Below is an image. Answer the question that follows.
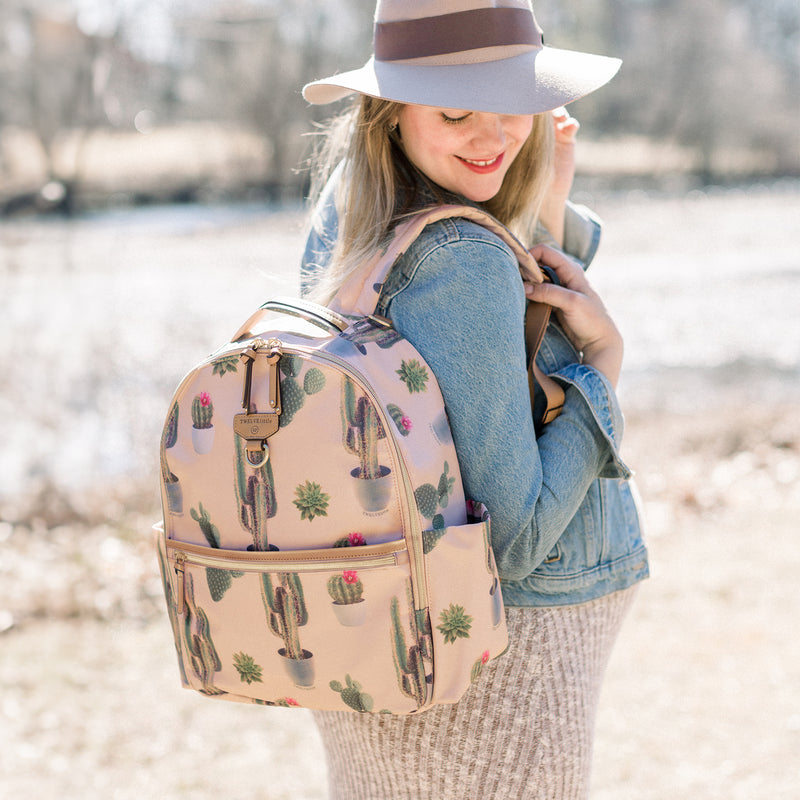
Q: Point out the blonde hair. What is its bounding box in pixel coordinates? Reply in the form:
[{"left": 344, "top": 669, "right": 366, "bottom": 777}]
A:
[{"left": 306, "top": 96, "right": 554, "bottom": 304}]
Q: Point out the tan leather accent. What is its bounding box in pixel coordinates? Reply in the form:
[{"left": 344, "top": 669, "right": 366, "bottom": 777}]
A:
[{"left": 525, "top": 295, "right": 565, "bottom": 429}]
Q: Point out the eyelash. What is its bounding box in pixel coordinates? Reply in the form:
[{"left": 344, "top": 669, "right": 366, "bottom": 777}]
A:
[{"left": 442, "top": 113, "right": 471, "bottom": 125}]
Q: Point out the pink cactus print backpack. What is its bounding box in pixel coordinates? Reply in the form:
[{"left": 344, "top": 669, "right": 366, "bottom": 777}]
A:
[{"left": 154, "top": 205, "right": 556, "bottom": 714}]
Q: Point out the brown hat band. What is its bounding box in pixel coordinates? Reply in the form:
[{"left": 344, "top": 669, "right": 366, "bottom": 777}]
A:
[{"left": 374, "top": 7, "right": 543, "bottom": 62}]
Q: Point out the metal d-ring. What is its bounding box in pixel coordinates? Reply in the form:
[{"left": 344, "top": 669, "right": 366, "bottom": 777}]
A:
[{"left": 245, "top": 441, "right": 269, "bottom": 468}]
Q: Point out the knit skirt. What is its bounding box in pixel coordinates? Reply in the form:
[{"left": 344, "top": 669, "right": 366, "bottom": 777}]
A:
[{"left": 313, "top": 587, "right": 635, "bottom": 800}]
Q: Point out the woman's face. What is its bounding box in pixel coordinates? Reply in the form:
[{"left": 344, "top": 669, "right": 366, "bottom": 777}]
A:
[{"left": 396, "top": 105, "right": 534, "bottom": 203}]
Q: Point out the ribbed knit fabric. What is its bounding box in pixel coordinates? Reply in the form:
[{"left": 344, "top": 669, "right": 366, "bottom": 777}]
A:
[{"left": 313, "top": 588, "right": 635, "bottom": 800}]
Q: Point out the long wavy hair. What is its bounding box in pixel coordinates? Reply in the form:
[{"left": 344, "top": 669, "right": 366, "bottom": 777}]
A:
[{"left": 306, "top": 95, "right": 554, "bottom": 304}]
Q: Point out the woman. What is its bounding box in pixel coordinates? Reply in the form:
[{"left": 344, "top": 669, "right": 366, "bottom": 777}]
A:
[{"left": 300, "top": 2, "right": 648, "bottom": 798}]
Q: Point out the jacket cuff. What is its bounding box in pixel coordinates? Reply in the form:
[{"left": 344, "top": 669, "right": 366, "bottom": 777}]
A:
[
  {"left": 563, "top": 202, "right": 603, "bottom": 269},
  {"left": 552, "top": 363, "right": 630, "bottom": 479}
]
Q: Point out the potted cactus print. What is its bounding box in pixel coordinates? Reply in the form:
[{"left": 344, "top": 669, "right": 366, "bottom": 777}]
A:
[
  {"left": 191, "top": 392, "right": 215, "bottom": 454},
  {"left": 329, "top": 675, "right": 374, "bottom": 712},
  {"left": 262, "top": 571, "right": 314, "bottom": 688},
  {"left": 489, "top": 575, "right": 503, "bottom": 627},
  {"left": 163, "top": 468, "right": 183, "bottom": 515},
  {"left": 342, "top": 379, "right": 392, "bottom": 513},
  {"left": 430, "top": 409, "right": 453, "bottom": 444},
  {"left": 162, "top": 402, "right": 182, "bottom": 514},
  {"left": 327, "top": 570, "right": 367, "bottom": 626}
]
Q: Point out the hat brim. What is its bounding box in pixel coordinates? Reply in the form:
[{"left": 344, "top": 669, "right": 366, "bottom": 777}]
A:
[{"left": 303, "top": 48, "right": 621, "bottom": 115}]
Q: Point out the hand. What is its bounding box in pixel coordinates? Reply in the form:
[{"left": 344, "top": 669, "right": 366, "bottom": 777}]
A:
[
  {"left": 524, "top": 244, "right": 623, "bottom": 388},
  {"left": 538, "top": 107, "right": 580, "bottom": 247},
  {"left": 551, "top": 106, "right": 579, "bottom": 200}
]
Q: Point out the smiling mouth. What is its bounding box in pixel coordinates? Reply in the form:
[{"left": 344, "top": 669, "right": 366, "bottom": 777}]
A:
[{"left": 456, "top": 153, "right": 504, "bottom": 173}]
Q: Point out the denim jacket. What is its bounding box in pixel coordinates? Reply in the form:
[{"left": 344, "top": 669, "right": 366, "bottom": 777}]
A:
[{"left": 301, "top": 179, "right": 648, "bottom": 608}]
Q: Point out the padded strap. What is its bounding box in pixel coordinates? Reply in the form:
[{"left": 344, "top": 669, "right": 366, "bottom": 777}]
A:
[
  {"left": 329, "top": 205, "right": 543, "bottom": 317},
  {"left": 330, "top": 204, "right": 563, "bottom": 429}
]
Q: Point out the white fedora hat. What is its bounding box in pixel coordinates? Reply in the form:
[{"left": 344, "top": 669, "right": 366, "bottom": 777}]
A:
[{"left": 303, "top": 0, "right": 621, "bottom": 115}]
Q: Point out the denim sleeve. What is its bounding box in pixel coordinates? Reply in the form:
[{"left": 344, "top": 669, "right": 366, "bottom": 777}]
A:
[
  {"left": 300, "top": 164, "right": 342, "bottom": 297},
  {"left": 387, "top": 237, "right": 627, "bottom": 582}
]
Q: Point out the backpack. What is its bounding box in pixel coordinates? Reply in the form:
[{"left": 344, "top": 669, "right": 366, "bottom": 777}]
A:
[{"left": 154, "top": 205, "right": 559, "bottom": 713}]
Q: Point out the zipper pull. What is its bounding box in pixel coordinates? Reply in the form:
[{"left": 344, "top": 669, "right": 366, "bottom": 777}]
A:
[
  {"left": 234, "top": 339, "right": 283, "bottom": 467},
  {"left": 174, "top": 552, "right": 186, "bottom": 615}
]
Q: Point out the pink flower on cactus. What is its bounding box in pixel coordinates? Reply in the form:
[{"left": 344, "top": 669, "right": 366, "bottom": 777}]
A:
[
  {"left": 199, "top": 392, "right": 211, "bottom": 407},
  {"left": 400, "top": 416, "right": 413, "bottom": 431},
  {"left": 348, "top": 532, "right": 366, "bottom": 546},
  {"left": 342, "top": 570, "right": 359, "bottom": 585},
  {"left": 285, "top": 697, "right": 299, "bottom": 706},
  {"left": 481, "top": 650, "right": 490, "bottom": 665}
]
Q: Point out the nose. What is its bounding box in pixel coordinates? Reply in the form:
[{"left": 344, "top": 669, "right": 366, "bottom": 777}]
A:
[{"left": 472, "top": 113, "right": 506, "bottom": 151}]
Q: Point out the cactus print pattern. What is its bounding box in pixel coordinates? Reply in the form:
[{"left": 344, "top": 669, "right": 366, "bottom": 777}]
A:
[
  {"left": 437, "top": 603, "right": 473, "bottom": 644},
  {"left": 330, "top": 675, "right": 374, "bottom": 712},
  {"left": 233, "top": 651, "right": 264, "bottom": 684},
  {"left": 396, "top": 359, "right": 429, "bottom": 393},
  {"left": 293, "top": 480, "right": 330, "bottom": 521}
]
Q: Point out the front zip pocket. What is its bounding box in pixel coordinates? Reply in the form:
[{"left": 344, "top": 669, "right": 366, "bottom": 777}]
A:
[{"left": 157, "top": 529, "right": 427, "bottom": 712}]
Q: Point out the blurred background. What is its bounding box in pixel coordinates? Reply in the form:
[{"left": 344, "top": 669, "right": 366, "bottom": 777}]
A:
[{"left": 1, "top": 1, "right": 799, "bottom": 798}]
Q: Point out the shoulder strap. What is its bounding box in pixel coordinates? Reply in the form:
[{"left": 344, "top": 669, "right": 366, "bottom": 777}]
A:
[
  {"left": 328, "top": 204, "right": 543, "bottom": 317},
  {"left": 330, "top": 204, "right": 564, "bottom": 429}
]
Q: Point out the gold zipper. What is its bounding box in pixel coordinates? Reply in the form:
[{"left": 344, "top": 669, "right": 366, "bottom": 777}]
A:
[{"left": 168, "top": 538, "right": 406, "bottom": 576}]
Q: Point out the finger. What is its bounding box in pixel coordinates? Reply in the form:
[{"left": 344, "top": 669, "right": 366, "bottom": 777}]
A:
[
  {"left": 528, "top": 244, "right": 584, "bottom": 280},
  {"left": 524, "top": 280, "right": 580, "bottom": 312}
]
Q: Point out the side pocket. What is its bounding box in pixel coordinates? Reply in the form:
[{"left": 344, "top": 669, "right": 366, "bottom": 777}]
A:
[{"left": 423, "top": 502, "right": 509, "bottom": 706}]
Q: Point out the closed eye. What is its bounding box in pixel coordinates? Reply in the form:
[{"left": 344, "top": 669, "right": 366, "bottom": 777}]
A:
[{"left": 442, "top": 112, "right": 471, "bottom": 125}]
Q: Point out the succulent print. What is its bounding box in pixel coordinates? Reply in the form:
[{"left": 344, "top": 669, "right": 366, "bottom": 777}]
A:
[
  {"left": 293, "top": 480, "right": 330, "bottom": 521},
  {"left": 233, "top": 651, "right": 264, "bottom": 685},
  {"left": 437, "top": 603, "right": 473, "bottom": 644},
  {"left": 330, "top": 675, "right": 374, "bottom": 712},
  {"left": 211, "top": 355, "right": 239, "bottom": 376},
  {"left": 396, "top": 359, "right": 429, "bottom": 393}
]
